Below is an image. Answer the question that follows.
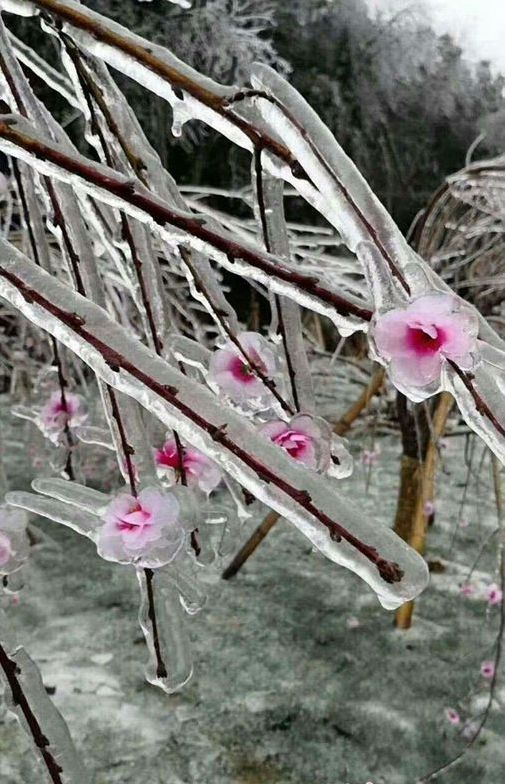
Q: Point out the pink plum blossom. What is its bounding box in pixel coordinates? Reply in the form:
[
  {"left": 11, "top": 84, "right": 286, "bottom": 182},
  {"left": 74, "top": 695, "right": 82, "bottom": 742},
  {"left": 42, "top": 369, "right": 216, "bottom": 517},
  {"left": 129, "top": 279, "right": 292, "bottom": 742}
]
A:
[
  {"left": 155, "top": 436, "right": 221, "bottom": 494},
  {"left": 40, "top": 391, "right": 88, "bottom": 439},
  {"left": 445, "top": 708, "right": 460, "bottom": 726},
  {"left": 97, "top": 487, "right": 186, "bottom": 568},
  {"left": 207, "top": 331, "right": 277, "bottom": 404},
  {"left": 372, "top": 294, "right": 478, "bottom": 393},
  {"left": 480, "top": 660, "right": 495, "bottom": 680},
  {"left": 485, "top": 583, "right": 503, "bottom": 606},
  {"left": 259, "top": 413, "right": 331, "bottom": 471},
  {"left": 459, "top": 583, "right": 475, "bottom": 598}
]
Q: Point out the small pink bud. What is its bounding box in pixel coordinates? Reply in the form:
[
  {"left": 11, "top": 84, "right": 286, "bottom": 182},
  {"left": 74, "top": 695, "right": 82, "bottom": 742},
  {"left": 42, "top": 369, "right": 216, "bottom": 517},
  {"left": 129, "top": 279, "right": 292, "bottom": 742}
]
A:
[
  {"left": 459, "top": 583, "right": 474, "bottom": 598},
  {"left": 480, "top": 660, "right": 495, "bottom": 680},
  {"left": 485, "top": 583, "right": 503, "bottom": 606},
  {"left": 40, "top": 390, "right": 88, "bottom": 438},
  {"left": 445, "top": 708, "right": 460, "bottom": 726}
]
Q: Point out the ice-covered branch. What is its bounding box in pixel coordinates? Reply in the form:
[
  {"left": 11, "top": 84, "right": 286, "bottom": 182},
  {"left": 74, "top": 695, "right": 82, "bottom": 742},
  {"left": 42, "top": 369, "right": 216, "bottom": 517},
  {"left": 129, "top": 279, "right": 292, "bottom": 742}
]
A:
[
  {"left": 0, "top": 238, "right": 430, "bottom": 609},
  {"left": 0, "top": 113, "right": 372, "bottom": 330},
  {"left": 0, "top": 611, "right": 90, "bottom": 784}
]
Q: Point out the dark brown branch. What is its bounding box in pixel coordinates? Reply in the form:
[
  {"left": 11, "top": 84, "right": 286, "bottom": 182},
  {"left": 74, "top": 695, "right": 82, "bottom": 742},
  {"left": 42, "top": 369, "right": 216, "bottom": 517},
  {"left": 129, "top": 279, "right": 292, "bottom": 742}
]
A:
[
  {"left": 10, "top": 159, "right": 75, "bottom": 478},
  {"left": 0, "top": 643, "right": 64, "bottom": 784},
  {"left": 143, "top": 569, "right": 168, "bottom": 680}
]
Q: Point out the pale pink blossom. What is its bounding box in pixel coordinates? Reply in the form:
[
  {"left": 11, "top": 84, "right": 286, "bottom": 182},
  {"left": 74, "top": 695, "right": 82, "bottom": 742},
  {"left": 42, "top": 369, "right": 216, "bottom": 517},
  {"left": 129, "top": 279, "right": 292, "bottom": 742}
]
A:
[
  {"left": 259, "top": 413, "right": 331, "bottom": 471},
  {"left": 155, "top": 436, "right": 221, "bottom": 494},
  {"left": 372, "top": 294, "right": 478, "bottom": 392},
  {"left": 207, "top": 331, "right": 277, "bottom": 404},
  {"left": 485, "top": 583, "right": 503, "bottom": 606},
  {"left": 40, "top": 391, "right": 88, "bottom": 438},
  {"left": 445, "top": 708, "right": 460, "bottom": 726},
  {"left": 459, "top": 583, "right": 475, "bottom": 598},
  {"left": 0, "top": 531, "right": 12, "bottom": 567},
  {"left": 346, "top": 616, "right": 360, "bottom": 629},
  {"left": 97, "top": 487, "right": 185, "bottom": 567},
  {"left": 480, "top": 660, "right": 495, "bottom": 680}
]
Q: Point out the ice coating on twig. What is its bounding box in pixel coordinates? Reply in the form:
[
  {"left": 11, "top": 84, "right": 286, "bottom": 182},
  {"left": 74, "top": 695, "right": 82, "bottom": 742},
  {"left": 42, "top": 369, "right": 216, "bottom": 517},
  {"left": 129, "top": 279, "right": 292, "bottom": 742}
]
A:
[
  {"left": 248, "top": 63, "right": 419, "bottom": 277},
  {"left": 251, "top": 162, "right": 315, "bottom": 413},
  {"left": 0, "top": 609, "right": 91, "bottom": 784},
  {"left": 137, "top": 568, "right": 193, "bottom": 692}
]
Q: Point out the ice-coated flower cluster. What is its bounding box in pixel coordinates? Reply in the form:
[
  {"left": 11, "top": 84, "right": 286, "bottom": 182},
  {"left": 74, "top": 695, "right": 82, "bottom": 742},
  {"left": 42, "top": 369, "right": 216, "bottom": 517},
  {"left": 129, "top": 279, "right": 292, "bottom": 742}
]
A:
[
  {"left": 155, "top": 435, "right": 221, "bottom": 495},
  {"left": 206, "top": 332, "right": 338, "bottom": 475},
  {"left": 97, "top": 487, "right": 188, "bottom": 568},
  {"left": 371, "top": 293, "right": 479, "bottom": 398}
]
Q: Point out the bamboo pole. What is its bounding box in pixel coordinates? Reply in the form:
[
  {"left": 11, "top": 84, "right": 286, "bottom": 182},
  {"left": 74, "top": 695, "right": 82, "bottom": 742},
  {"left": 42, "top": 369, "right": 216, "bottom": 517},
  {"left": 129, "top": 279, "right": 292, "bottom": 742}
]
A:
[
  {"left": 222, "top": 368, "right": 385, "bottom": 580},
  {"left": 394, "top": 392, "right": 454, "bottom": 628}
]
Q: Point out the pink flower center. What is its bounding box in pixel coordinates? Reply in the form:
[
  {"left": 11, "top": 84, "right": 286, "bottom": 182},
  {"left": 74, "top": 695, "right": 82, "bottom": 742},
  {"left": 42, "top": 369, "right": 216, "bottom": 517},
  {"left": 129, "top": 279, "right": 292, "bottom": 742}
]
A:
[
  {"left": 229, "top": 355, "right": 257, "bottom": 383},
  {"left": 156, "top": 445, "right": 182, "bottom": 470},
  {"left": 117, "top": 502, "right": 151, "bottom": 532},
  {"left": 274, "top": 430, "right": 310, "bottom": 459},
  {"left": 52, "top": 398, "right": 69, "bottom": 415},
  {"left": 406, "top": 325, "right": 446, "bottom": 356}
]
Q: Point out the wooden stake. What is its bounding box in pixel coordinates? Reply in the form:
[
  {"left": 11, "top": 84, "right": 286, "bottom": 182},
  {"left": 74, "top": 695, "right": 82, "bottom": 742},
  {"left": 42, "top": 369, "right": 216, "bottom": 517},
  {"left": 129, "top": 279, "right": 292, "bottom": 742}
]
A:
[{"left": 395, "top": 392, "right": 454, "bottom": 629}]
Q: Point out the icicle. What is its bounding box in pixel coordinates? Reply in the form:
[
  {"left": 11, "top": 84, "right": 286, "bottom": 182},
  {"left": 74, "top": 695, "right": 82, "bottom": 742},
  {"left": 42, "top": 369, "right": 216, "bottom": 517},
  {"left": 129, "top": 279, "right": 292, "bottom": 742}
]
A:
[{"left": 136, "top": 568, "right": 193, "bottom": 693}]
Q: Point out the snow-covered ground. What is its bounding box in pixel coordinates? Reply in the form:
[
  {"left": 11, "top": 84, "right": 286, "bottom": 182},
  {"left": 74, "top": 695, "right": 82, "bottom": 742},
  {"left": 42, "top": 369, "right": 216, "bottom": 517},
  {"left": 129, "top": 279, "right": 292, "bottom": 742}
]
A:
[{"left": 0, "top": 393, "right": 503, "bottom": 783}]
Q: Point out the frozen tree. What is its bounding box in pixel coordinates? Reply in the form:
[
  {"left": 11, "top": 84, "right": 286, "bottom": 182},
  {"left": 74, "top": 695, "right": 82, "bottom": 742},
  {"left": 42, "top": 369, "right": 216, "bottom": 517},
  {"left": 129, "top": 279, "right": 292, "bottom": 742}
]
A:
[{"left": 0, "top": 1, "right": 503, "bottom": 781}]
